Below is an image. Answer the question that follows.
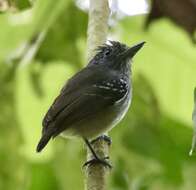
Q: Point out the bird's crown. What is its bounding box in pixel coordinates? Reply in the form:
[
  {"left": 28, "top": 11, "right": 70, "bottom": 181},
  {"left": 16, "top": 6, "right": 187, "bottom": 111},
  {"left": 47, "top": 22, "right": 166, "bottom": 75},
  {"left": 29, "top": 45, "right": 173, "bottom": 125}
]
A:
[
  {"left": 97, "top": 41, "right": 128, "bottom": 56},
  {"left": 88, "top": 40, "right": 145, "bottom": 68},
  {"left": 89, "top": 41, "right": 128, "bottom": 65}
]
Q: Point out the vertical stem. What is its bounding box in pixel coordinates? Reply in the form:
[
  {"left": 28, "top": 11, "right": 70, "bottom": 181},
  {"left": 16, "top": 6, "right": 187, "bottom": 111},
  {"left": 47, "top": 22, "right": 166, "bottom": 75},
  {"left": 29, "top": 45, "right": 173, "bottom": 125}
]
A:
[
  {"left": 86, "top": 0, "right": 110, "bottom": 61},
  {"left": 85, "top": 0, "right": 110, "bottom": 190}
]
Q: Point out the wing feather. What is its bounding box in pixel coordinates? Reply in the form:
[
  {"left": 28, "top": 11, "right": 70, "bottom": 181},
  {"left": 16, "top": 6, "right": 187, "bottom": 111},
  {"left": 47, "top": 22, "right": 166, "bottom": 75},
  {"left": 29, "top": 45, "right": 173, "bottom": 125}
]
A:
[{"left": 37, "top": 66, "right": 128, "bottom": 152}]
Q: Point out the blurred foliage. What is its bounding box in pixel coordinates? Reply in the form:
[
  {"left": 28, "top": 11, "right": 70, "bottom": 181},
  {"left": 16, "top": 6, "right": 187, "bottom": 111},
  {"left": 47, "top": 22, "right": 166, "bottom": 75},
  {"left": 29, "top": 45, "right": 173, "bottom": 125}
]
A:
[
  {"left": 0, "top": 0, "right": 196, "bottom": 190},
  {"left": 145, "top": 0, "right": 196, "bottom": 43},
  {"left": 36, "top": 2, "right": 88, "bottom": 68},
  {"left": 11, "top": 0, "right": 31, "bottom": 10},
  {"left": 0, "top": 63, "right": 27, "bottom": 190}
]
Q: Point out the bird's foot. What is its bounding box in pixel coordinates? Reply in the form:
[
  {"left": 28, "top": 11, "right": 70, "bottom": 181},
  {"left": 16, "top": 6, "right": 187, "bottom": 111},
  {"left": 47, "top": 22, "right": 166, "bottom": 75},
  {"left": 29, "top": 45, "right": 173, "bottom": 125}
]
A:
[
  {"left": 83, "top": 156, "right": 112, "bottom": 169},
  {"left": 91, "top": 135, "right": 112, "bottom": 146}
]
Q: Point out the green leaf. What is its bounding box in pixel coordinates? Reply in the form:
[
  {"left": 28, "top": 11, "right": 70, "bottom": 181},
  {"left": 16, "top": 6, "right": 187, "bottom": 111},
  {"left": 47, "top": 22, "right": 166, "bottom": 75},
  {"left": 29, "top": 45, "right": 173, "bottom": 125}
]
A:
[
  {"left": 36, "top": 1, "right": 88, "bottom": 68},
  {"left": 0, "top": 0, "right": 70, "bottom": 62}
]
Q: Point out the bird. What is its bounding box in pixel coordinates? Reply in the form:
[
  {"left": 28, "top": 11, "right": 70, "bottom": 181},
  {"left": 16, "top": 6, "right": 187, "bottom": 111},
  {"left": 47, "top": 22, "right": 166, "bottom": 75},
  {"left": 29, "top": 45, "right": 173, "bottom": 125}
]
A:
[{"left": 36, "top": 41, "right": 145, "bottom": 166}]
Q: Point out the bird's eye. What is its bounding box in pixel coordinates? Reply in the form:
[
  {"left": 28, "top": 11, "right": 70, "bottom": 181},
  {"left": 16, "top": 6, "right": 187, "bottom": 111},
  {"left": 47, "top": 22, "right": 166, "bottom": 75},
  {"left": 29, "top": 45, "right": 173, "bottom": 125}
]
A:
[{"left": 104, "top": 50, "right": 111, "bottom": 56}]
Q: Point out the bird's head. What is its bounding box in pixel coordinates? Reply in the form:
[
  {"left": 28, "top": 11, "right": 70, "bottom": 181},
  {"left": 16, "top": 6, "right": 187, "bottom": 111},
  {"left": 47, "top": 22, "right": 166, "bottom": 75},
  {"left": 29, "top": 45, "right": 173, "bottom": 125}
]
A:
[{"left": 88, "top": 41, "right": 145, "bottom": 72}]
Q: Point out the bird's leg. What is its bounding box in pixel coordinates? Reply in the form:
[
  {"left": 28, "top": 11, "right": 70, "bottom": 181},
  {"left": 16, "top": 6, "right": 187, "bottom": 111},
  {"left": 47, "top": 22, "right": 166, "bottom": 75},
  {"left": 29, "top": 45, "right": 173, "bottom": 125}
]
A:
[
  {"left": 84, "top": 138, "right": 99, "bottom": 160},
  {"left": 91, "top": 135, "right": 112, "bottom": 146},
  {"left": 83, "top": 138, "right": 112, "bottom": 168}
]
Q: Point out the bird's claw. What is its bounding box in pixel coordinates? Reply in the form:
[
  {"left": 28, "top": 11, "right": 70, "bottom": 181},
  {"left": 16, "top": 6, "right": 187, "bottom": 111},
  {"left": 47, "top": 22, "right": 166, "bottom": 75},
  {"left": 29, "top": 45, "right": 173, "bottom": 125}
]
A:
[
  {"left": 83, "top": 156, "right": 112, "bottom": 169},
  {"left": 91, "top": 135, "right": 112, "bottom": 146}
]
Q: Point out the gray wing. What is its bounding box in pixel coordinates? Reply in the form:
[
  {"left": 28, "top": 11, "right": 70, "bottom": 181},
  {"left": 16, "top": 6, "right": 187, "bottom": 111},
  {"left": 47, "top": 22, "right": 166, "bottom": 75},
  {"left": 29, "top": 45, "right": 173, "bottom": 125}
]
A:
[{"left": 36, "top": 67, "right": 128, "bottom": 152}]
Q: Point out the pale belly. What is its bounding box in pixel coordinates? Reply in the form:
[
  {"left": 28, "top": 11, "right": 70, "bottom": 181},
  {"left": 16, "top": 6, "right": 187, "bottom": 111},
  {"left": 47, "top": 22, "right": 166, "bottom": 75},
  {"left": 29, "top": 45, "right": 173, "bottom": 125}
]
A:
[{"left": 61, "top": 91, "right": 131, "bottom": 139}]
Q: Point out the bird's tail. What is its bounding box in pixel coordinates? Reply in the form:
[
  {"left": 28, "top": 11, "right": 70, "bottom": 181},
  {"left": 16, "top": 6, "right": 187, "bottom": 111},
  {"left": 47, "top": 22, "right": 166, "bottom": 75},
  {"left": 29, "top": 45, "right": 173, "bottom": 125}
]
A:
[{"left": 36, "top": 133, "right": 52, "bottom": 152}]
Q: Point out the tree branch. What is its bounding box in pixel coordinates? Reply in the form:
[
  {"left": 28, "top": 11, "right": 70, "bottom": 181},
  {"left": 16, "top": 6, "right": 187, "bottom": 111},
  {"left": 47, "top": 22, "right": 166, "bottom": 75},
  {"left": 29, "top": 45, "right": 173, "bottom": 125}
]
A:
[
  {"left": 86, "top": 0, "right": 110, "bottom": 61},
  {"left": 85, "top": 0, "right": 110, "bottom": 190}
]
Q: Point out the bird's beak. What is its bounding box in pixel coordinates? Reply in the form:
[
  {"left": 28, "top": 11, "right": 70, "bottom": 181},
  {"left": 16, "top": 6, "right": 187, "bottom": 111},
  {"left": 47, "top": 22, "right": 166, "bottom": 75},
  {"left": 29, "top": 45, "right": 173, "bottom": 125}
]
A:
[{"left": 121, "top": 41, "right": 146, "bottom": 60}]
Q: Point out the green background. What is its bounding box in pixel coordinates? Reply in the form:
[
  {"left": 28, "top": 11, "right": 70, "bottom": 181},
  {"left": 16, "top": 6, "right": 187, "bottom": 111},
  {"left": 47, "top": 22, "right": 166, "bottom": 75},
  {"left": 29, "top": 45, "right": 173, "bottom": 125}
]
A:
[{"left": 0, "top": 0, "right": 196, "bottom": 189}]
